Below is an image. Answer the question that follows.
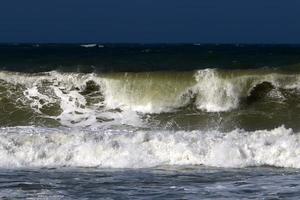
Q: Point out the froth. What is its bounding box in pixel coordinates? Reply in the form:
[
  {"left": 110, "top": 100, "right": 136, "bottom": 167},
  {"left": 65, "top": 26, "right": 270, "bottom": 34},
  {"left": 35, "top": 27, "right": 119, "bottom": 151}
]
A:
[{"left": 0, "top": 126, "right": 299, "bottom": 168}]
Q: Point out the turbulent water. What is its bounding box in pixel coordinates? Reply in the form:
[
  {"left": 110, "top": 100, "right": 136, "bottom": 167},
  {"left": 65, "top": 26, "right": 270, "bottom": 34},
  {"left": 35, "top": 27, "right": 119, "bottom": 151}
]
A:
[{"left": 1, "top": 44, "right": 300, "bottom": 199}]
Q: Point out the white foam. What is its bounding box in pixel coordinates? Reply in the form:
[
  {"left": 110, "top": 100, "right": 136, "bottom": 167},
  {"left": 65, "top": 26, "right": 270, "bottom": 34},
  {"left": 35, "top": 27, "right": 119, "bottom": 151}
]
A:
[
  {"left": 0, "top": 71, "right": 144, "bottom": 127},
  {"left": 0, "top": 126, "right": 299, "bottom": 168}
]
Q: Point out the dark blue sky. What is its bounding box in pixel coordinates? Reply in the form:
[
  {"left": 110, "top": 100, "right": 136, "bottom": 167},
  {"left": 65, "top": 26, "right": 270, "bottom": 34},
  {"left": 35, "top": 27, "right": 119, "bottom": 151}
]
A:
[{"left": 1, "top": 0, "right": 300, "bottom": 43}]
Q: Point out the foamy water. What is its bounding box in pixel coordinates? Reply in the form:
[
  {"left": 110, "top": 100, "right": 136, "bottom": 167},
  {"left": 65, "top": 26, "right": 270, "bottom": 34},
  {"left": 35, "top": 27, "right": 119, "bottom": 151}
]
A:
[{"left": 0, "top": 125, "right": 298, "bottom": 168}]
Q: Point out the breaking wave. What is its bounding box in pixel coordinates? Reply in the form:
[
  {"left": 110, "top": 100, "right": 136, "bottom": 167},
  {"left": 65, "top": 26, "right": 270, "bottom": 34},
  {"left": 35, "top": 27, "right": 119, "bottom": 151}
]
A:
[{"left": 0, "top": 69, "right": 299, "bottom": 127}]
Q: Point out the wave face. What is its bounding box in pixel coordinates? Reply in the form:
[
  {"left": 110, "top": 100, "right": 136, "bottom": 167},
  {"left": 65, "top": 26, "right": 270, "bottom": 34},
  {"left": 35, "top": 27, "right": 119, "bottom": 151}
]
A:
[{"left": 0, "top": 126, "right": 299, "bottom": 168}]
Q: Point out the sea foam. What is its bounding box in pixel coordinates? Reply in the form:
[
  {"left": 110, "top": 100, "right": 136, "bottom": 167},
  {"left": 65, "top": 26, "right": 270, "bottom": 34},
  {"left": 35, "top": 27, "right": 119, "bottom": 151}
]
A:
[{"left": 0, "top": 126, "right": 298, "bottom": 168}]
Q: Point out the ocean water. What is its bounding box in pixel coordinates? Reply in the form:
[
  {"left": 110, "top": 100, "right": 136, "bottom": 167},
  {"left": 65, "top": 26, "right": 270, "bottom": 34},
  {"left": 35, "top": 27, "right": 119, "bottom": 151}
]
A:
[{"left": 1, "top": 44, "right": 300, "bottom": 199}]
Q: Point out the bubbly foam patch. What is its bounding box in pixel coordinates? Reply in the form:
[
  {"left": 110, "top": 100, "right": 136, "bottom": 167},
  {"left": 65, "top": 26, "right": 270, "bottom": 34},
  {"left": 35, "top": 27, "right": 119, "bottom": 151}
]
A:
[
  {"left": 0, "top": 71, "right": 144, "bottom": 127},
  {"left": 0, "top": 126, "right": 299, "bottom": 168}
]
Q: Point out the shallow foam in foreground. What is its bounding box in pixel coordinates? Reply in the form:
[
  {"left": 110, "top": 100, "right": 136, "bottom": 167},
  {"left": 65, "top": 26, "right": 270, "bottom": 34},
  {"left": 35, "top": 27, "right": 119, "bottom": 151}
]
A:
[{"left": 0, "top": 126, "right": 299, "bottom": 168}]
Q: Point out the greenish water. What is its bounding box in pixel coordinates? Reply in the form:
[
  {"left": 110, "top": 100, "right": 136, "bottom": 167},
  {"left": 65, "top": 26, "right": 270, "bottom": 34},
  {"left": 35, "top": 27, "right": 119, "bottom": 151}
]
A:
[{"left": 0, "top": 68, "right": 299, "bottom": 131}]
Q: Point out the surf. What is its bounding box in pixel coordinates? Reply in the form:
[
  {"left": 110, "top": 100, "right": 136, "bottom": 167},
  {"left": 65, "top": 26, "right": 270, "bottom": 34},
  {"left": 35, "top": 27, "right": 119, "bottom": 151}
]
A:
[{"left": 0, "top": 125, "right": 298, "bottom": 168}]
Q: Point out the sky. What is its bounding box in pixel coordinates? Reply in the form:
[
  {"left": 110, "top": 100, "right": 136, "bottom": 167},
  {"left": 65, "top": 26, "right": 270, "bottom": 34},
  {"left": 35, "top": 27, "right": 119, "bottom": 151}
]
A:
[{"left": 0, "top": 0, "right": 300, "bottom": 43}]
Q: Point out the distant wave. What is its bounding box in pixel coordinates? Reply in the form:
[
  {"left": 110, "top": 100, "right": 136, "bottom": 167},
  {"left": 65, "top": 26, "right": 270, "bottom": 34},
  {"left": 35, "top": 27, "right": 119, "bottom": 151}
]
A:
[{"left": 80, "top": 44, "right": 97, "bottom": 48}]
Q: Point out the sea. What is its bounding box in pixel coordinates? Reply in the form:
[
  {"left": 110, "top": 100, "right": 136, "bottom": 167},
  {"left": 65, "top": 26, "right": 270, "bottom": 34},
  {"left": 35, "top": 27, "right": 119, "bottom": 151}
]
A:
[{"left": 0, "top": 43, "right": 300, "bottom": 199}]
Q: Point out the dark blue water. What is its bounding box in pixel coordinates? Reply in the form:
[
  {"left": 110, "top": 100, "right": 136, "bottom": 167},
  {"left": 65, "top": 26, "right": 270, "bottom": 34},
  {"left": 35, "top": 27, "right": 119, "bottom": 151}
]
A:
[
  {"left": 1, "top": 43, "right": 300, "bottom": 72},
  {"left": 0, "top": 167, "right": 299, "bottom": 199}
]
